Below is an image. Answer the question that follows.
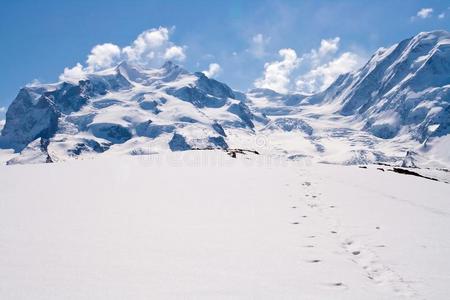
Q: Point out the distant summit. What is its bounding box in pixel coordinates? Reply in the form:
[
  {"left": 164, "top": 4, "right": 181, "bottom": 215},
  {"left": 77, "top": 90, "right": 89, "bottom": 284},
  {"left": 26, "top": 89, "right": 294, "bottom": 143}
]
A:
[{"left": 308, "top": 30, "right": 450, "bottom": 140}]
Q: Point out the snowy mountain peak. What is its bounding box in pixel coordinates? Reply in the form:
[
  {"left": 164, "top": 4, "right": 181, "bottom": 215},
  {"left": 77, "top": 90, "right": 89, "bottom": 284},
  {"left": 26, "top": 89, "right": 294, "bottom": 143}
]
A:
[
  {"left": 413, "top": 29, "right": 450, "bottom": 43},
  {"left": 115, "top": 61, "right": 145, "bottom": 83},
  {"left": 161, "top": 60, "right": 177, "bottom": 71},
  {"left": 0, "top": 59, "right": 262, "bottom": 163},
  {"left": 311, "top": 30, "right": 450, "bottom": 141}
]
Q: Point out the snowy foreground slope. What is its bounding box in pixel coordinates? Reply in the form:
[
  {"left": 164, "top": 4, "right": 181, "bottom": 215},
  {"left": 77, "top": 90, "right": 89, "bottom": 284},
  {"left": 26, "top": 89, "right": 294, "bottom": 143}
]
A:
[{"left": 1, "top": 151, "right": 450, "bottom": 299}]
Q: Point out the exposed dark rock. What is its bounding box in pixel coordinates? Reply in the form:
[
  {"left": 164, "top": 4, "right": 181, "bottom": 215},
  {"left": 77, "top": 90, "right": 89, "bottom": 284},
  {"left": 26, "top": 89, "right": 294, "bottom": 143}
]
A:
[
  {"left": 89, "top": 123, "right": 132, "bottom": 144},
  {"left": 390, "top": 167, "right": 439, "bottom": 182},
  {"left": 169, "top": 133, "right": 191, "bottom": 151},
  {"left": 208, "top": 136, "right": 228, "bottom": 149}
]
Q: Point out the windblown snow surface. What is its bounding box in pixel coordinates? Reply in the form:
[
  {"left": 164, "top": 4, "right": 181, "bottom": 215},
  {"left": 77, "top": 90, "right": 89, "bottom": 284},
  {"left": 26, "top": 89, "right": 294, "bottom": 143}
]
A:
[{"left": 1, "top": 151, "right": 449, "bottom": 299}]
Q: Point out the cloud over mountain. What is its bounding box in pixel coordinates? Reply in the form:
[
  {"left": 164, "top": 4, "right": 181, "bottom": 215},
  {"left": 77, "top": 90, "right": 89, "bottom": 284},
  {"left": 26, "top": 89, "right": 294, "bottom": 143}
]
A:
[
  {"left": 203, "top": 63, "right": 222, "bottom": 78},
  {"left": 254, "top": 48, "right": 300, "bottom": 93},
  {"left": 59, "top": 27, "right": 186, "bottom": 83},
  {"left": 254, "top": 37, "right": 364, "bottom": 94}
]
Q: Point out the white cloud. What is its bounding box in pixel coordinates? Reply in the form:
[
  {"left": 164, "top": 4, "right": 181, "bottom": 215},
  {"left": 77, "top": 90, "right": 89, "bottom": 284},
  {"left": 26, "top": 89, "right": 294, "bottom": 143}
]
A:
[
  {"left": 438, "top": 12, "right": 445, "bottom": 19},
  {"left": 59, "top": 63, "right": 87, "bottom": 83},
  {"left": 86, "top": 43, "right": 121, "bottom": 71},
  {"left": 26, "top": 79, "right": 42, "bottom": 87},
  {"left": 247, "top": 33, "right": 271, "bottom": 58},
  {"left": 309, "top": 37, "right": 341, "bottom": 66},
  {"left": 122, "top": 27, "right": 174, "bottom": 64},
  {"left": 203, "top": 63, "right": 222, "bottom": 78},
  {"left": 164, "top": 46, "right": 186, "bottom": 61},
  {"left": 254, "top": 48, "right": 300, "bottom": 93},
  {"left": 297, "top": 37, "right": 364, "bottom": 93},
  {"left": 318, "top": 37, "right": 340, "bottom": 57},
  {"left": 296, "top": 52, "right": 362, "bottom": 94},
  {"left": 417, "top": 8, "right": 433, "bottom": 19},
  {"left": 59, "top": 26, "right": 186, "bottom": 83},
  {"left": 253, "top": 36, "right": 364, "bottom": 94}
]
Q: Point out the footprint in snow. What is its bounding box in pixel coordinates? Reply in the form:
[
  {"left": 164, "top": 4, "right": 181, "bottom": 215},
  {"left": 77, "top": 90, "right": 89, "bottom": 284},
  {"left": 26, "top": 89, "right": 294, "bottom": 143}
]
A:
[
  {"left": 341, "top": 239, "right": 417, "bottom": 297},
  {"left": 321, "top": 282, "right": 348, "bottom": 290}
]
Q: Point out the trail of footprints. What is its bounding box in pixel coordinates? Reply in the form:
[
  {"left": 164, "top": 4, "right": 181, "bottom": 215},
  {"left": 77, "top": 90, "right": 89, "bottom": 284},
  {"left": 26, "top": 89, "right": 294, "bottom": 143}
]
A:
[
  {"left": 288, "top": 178, "right": 418, "bottom": 297},
  {"left": 341, "top": 239, "right": 417, "bottom": 297},
  {"left": 290, "top": 180, "right": 346, "bottom": 289}
]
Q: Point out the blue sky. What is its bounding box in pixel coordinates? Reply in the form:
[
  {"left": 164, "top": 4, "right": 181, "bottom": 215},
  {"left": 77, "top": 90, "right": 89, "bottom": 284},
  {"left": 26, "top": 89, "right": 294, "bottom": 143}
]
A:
[{"left": 0, "top": 0, "right": 449, "bottom": 111}]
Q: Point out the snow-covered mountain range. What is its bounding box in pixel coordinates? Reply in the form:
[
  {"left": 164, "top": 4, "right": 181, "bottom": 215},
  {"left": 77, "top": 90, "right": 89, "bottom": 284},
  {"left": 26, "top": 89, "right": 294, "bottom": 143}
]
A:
[{"left": 1, "top": 30, "right": 449, "bottom": 167}]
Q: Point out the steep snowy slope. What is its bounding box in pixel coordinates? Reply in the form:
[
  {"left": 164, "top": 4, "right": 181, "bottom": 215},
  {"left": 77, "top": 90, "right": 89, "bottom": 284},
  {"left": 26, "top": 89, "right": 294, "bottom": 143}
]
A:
[
  {"left": 1, "top": 152, "right": 449, "bottom": 299},
  {"left": 308, "top": 30, "right": 450, "bottom": 141}
]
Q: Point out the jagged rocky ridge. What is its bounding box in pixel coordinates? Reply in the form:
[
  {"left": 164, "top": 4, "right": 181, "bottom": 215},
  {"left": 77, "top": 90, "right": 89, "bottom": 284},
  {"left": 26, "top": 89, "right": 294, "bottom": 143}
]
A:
[
  {"left": 307, "top": 30, "right": 450, "bottom": 141},
  {"left": 1, "top": 31, "right": 450, "bottom": 167}
]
